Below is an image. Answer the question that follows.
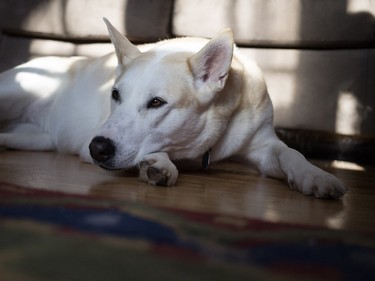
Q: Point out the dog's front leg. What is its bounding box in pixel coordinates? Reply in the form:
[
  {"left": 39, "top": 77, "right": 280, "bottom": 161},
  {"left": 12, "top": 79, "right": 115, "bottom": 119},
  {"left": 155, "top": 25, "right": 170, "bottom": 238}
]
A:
[
  {"left": 245, "top": 130, "right": 348, "bottom": 199},
  {"left": 138, "top": 152, "right": 178, "bottom": 186}
]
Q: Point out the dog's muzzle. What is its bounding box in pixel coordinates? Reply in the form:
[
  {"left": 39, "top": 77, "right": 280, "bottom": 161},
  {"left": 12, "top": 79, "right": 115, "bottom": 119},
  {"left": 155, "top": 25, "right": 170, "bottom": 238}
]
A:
[{"left": 89, "top": 136, "right": 116, "bottom": 164}]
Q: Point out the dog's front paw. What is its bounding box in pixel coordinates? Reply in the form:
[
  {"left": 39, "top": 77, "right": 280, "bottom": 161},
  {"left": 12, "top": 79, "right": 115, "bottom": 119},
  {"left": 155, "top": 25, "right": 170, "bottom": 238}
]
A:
[
  {"left": 289, "top": 169, "right": 348, "bottom": 199},
  {"left": 138, "top": 153, "right": 178, "bottom": 186}
]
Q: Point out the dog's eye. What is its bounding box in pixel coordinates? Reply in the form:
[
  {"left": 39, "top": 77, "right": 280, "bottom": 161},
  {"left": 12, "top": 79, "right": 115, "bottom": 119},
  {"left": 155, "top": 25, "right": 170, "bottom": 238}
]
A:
[
  {"left": 112, "top": 89, "right": 121, "bottom": 103},
  {"left": 147, "top": 97, "right": 167, "bottom": 109}
]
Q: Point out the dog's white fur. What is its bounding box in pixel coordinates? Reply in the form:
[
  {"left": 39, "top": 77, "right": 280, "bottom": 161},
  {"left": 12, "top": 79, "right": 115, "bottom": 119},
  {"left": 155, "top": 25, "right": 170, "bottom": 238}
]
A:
[{"left": 0, "top": 19, "right": 347, "bottom": 199}]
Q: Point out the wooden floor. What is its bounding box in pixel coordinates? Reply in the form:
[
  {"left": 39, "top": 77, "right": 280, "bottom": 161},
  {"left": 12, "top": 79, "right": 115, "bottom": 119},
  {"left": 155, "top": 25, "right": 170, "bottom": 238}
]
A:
[{"left": 0, "top": 149, "right": 374, "bottom": 233}]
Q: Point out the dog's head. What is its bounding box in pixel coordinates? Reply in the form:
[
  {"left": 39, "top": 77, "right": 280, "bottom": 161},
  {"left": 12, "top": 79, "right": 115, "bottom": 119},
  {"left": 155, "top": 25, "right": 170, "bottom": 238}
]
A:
[{"left": 89, "top": 18, "right": 234, "bottom": 170}]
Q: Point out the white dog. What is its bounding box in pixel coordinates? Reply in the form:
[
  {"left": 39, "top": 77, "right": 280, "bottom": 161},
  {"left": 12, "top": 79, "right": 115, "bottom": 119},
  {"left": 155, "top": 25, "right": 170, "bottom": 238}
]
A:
[{"left": 0, "top": 18, "right": 347, "bottom": 199}]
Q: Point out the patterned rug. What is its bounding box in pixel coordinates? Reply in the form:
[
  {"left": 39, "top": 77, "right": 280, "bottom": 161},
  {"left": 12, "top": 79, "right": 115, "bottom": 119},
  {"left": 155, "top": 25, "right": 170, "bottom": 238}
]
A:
[{"left": 0, "top": 182, "right": 374, "bottom": 281}]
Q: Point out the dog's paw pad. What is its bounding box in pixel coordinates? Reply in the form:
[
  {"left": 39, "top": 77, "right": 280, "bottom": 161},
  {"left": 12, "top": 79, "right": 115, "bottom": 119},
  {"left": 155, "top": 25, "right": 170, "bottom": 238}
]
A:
[
  {"left": 139, "top": 157, "right": 178, "bottom": 187},
  {"left": 146, "top": 166, "right": 170, "bottom": 186}
]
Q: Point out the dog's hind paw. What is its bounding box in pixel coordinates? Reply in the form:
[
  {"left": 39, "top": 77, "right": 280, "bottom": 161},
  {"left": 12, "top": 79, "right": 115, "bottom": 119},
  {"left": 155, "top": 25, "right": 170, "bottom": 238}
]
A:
[{"left": 138, "top": 153, "right": 178, "bottom": 186}]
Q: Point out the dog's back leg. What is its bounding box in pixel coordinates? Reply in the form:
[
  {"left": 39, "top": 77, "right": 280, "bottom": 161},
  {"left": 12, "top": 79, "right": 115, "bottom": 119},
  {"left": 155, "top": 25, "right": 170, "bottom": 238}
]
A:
[
  {"left": 0, "top": 56, "right": 66, "bottom": 122},
  {"left": 0, "top": 68, "right": 41, "bottom": 122},
  {"left": 244, "top": 127, "right": 348, "bottom": 199},
  {"left": 0, "top": 123, "right": 54, "bottom": 151}
]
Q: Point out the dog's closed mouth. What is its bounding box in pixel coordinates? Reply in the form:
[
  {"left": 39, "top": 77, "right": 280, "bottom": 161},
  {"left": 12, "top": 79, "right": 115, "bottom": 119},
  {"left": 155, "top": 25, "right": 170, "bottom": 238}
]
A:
[
  {"left": 98, "top": 164, "right": 115, "bottom": 170},
  {"left": 97, "top": 163, "right": 125, "bottom": 171}
]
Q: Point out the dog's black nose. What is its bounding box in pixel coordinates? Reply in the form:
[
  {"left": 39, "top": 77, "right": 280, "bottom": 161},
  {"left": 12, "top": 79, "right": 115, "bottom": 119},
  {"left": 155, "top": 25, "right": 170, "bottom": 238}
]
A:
[{"left": 89, "top": 136, "right": 116, "bottom": 162}]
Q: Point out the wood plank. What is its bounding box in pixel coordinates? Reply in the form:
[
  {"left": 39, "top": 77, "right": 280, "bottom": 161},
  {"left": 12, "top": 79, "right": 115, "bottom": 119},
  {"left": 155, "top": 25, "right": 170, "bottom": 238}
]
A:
[{"left": 1, "top": 150, "right": 374, "bottom": 232}]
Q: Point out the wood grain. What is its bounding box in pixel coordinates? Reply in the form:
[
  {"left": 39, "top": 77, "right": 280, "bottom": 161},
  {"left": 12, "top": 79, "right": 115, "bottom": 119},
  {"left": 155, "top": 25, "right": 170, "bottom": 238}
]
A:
[{"left": 1, "top": 150, "right": 374, "bottom": 232}]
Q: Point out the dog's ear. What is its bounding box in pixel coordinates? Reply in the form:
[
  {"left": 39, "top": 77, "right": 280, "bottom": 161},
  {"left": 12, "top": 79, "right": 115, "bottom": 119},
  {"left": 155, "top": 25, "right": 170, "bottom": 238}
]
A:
[
  {"left": 103, "top": 18, "right": 141, "bottom": 67},
  {"left": 188, "top": 29, "right": 234, "bottom": 103}
]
